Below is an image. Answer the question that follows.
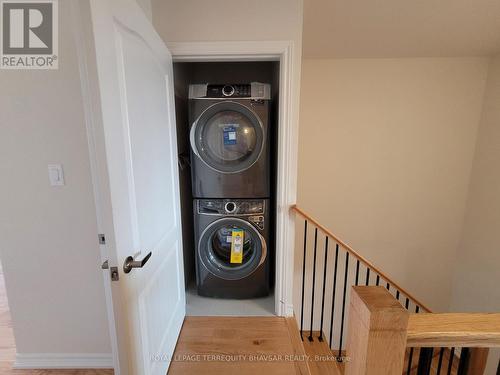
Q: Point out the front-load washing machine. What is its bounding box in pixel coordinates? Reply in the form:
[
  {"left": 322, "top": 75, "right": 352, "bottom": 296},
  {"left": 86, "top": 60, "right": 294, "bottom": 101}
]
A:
[
  {"left": 189, "top": 83, "right": 271, "bottom": 198},
  {"left": 193, "top": 198, "right": 270, "bottom": 298}
]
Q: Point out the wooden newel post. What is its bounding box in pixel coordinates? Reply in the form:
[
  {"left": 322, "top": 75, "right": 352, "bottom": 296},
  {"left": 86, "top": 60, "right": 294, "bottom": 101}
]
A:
[{"left": 345, "top": 286, "right": 409, "bottom": 375}]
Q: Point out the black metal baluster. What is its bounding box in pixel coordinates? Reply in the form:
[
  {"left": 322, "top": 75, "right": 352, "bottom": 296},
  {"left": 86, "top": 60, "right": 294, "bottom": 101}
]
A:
[
  {"left": 328, "top": 244, "right": 339, "bottom": 349},
  {"left": 355, "top": 260, "right": 360, "bottom": 286},
  {"left": 308, "top": 228, "right": 318, "bottom": 341},
  {"left": 436, "top": 348, "right": 445, "bottom": 375},
  {"left": 405, "top": 297, "right": 410, "bottom": 310},
  {"left": 376, "top": 274, "right": 380, "bottom": 286},
  {"left": 417, "top": 348, "right": 433, "bottom": 375},
  {"left": 447, "top": 348, "right": 456, "bottom": 375},
  {"left": 300, "top": 220, "right": 308, "bottom": 340},
  {"left": 318, "top": 236, "right": 329, "bottom": 342},
  {"left": 386, "top": 282, "right": 390, "bottom": 290},
  {"left": 407, "top": 347, "right": 415, "bottom": 374},
  {"left": 457, "top": 348, "right": 471, "bottom": 375},
  {"left": 396, "top": 290, "right": 400, "bottom": 300},
  {"left": 365, "top": 268, "right": 370, "bottom": 286},
  {"left": 338, "top": 251, "right": 349, "bottom": 359},
  {"left": 407, "top": 304, "right": 420, "bottom": 374}
]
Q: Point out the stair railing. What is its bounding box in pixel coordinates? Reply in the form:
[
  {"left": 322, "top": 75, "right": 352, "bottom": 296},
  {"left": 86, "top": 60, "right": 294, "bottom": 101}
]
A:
[
  {"left": 292, "top": 204, "right": 430, "bottom": 327},
  {"left": 292, "top": 205, "right": 500, "bottom": 373},
  {"left": 291, "top": 206, "right": 431, "bottom": 358}
]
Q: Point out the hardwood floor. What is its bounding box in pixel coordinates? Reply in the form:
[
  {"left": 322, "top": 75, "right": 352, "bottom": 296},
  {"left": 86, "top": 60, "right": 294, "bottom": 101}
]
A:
[
  {"left": 0, "top": 264, "right": 113, "bottom": 375},
  {"left": 168, "top": 316, "right": 310, "bottom": 375}
]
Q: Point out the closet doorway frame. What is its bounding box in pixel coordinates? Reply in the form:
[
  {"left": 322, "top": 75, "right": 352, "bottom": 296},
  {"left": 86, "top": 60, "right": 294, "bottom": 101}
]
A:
[{"left": 168, "top": 40, "right": 299, "bottom": 316}]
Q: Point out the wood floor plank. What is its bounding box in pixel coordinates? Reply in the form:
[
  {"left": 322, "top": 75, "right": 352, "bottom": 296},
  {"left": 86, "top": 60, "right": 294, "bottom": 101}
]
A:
[
  {"left": 285, "top": 317, "right": 312, "bottom": 375},
  {"left": 168, "top": 316, "right": 311, "bottom": 375}
]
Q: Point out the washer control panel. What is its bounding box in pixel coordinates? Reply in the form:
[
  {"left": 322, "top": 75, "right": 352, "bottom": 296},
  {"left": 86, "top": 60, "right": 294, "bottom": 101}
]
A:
[{"left": 198, "top": 199, "right": 265, "bottom": 216}]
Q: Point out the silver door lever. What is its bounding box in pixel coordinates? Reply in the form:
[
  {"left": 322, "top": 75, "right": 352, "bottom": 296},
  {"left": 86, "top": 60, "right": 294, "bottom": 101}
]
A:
[{"left": 123, "top": 252, "right": 152, "bottom": 274}]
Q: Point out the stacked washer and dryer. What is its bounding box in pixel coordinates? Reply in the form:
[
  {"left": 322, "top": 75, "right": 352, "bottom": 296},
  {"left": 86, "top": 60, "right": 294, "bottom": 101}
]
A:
[{"left": 189, "top": 82, "right": 272, "bottom": 299}]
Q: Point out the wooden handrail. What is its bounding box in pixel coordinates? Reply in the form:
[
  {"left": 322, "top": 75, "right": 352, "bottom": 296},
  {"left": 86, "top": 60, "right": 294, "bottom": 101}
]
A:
[
  {"left": 407, "top": 313, "right": 500, "bottom": 347},
  {"left": 291, "top": 204, "right": 433, "bottom": 313}
]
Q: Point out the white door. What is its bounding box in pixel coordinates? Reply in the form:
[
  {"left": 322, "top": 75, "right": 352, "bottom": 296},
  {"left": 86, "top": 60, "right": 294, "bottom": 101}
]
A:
[{"left": 87, "top": 0, "right": 185, "bottom": 374}]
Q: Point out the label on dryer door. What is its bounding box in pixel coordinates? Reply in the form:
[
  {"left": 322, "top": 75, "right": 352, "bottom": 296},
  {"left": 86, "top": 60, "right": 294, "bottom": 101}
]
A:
[
  {"left": 230, "top": 229, "right": 244, "bottom": 264},
  {"left": 223, "top": 125, "right": 237, "bottom": 146}
]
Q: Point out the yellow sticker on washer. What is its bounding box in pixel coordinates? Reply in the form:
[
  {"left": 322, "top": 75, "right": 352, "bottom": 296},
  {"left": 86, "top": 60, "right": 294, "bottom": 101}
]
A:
[{"left": 230, "top": 229, "right": 244, "bottom": 264}]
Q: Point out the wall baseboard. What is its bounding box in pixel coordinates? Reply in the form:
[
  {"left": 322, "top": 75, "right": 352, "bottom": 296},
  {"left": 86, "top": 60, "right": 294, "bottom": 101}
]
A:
[{"left": 13, "top": 353, "right": 113, "bottom": 369}]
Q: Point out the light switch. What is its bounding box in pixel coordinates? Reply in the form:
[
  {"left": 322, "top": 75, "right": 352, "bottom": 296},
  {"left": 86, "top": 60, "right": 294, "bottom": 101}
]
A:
[{"left": 48, "top": 164, "right": 65, "bottom": 186}]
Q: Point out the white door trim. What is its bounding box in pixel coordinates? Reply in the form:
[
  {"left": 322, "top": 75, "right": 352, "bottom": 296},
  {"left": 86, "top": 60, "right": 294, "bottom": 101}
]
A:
[{"left": 168, "top": 40, "right": 298, "bottom": 317}]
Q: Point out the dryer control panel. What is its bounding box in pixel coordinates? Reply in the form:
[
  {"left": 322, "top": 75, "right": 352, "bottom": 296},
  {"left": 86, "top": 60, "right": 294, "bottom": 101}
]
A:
[
  {"left": 189, "top": 82, "right": 271, "bottom": 100},
  {"left": 198, "top": 199, "right": 265, "bottom": 216},
  {"left": 208, "top": 84, "right": 251, "bottom": 98}
]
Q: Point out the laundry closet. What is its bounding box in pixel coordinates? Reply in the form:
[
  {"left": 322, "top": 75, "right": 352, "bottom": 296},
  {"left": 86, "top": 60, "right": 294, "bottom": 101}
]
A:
[{"left": 173, "top": 61, "right": 280, "bottom": 316}]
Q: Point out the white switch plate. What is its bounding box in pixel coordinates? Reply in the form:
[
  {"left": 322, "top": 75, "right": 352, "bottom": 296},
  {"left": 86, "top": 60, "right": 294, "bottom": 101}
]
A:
[{"left": 48, "top": 164, "right": 65, "bottom": 186}]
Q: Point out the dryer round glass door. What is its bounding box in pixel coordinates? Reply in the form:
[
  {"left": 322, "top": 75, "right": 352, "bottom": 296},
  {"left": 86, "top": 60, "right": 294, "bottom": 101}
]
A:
[
  {"left": 198, "top": 217, "right": 266, "bottom": 280},
  {"left": 191, "top": 101, "right": 264, "bottom": 173}
]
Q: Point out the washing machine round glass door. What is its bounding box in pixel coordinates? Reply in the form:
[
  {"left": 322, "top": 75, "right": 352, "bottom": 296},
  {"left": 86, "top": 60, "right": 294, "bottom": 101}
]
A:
[
  {"left": 198, "top": 217, "right": 266, "bottom": 280},
  {"left": 191, "top": 101, "right": 264, "bottom": 173}
]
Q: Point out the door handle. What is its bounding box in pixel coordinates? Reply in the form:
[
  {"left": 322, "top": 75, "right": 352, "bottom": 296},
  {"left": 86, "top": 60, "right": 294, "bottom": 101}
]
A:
[
  {"left": 123, "top": 252, "right": 152, "bottom": 274},
  {"left": 101, "top": 260, "right": 109, "bottom": 269}
]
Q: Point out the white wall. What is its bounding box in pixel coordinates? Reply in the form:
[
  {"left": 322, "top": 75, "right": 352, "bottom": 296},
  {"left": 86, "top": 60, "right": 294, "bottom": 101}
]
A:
[
  {"left": 0, "top": 0, "right": 111, "bottom": 360},
  {"left": 152, "top": 0, "right": 303, "bottom": 44},
  {"left": 136, "top": 0, "right": 152, "bottom": 20},
  {"left": 297, "top": 58, "right": 489, "bottom": 312},
  {"left": 450, "top": 55, "right": 500, "bottom": 374}
]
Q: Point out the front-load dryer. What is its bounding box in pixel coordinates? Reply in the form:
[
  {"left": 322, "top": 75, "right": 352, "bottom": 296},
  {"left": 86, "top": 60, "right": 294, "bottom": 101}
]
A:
[
  {"left": 189, "top": 83, "right": 271, "bottom": 198},
  {"left": 193, "top": 198, "right": 270, "bottom": 298}
]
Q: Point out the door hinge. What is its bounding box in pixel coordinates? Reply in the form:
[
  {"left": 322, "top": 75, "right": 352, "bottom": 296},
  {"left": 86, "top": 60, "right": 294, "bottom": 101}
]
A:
[{"left": 98, "top": 233, "right": 106, "bottom": 244}]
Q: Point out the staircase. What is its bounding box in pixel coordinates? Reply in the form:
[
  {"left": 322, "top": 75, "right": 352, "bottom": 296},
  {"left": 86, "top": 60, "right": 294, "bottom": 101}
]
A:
[{"left": 292, "top": 205, "right": 500, "bottom": 375}]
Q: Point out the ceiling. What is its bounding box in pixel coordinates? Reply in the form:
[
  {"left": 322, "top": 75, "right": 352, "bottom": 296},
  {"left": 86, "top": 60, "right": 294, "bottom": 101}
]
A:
[{"left": 303, "top": 0, "right": 500, "bottom": 58}]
